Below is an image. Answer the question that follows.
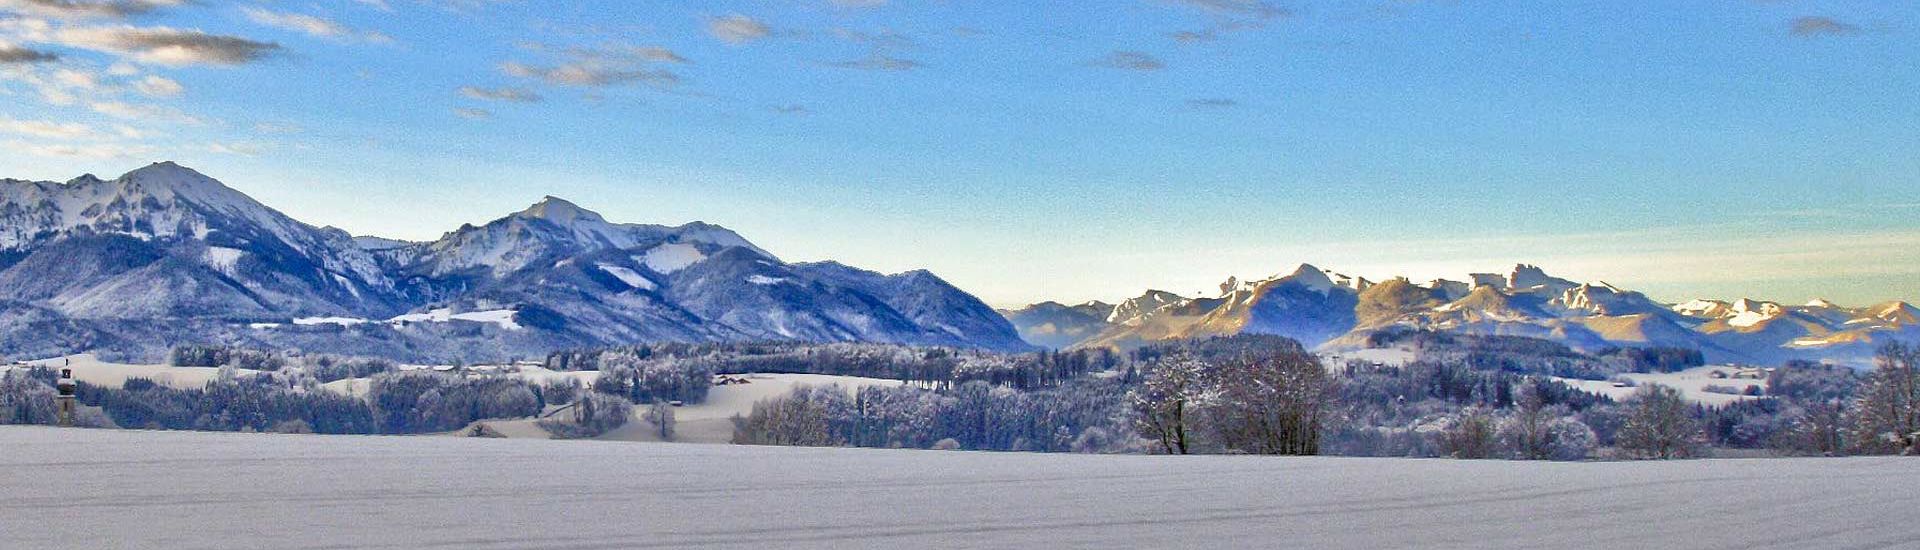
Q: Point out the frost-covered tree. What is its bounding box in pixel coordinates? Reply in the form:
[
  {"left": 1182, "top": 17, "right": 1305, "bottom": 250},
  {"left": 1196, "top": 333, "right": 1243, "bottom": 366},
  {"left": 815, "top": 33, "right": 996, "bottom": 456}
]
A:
[
  {"left": 1851, "top": 342, "right": 1920, "bottom": 455},
  {"left": 1495, "top": 381, "right": 1579, "bottom": 460},
  {"left": 1543, "top": 417, "right": 1597, "bottom": 461},
  {"left": 1616, "top": 384, "right": 1703, "bottom": 459},
  {"left": 1775, "top": 401, "right": 1848, "bottom": 456},
  {"left": 0, "top": 371, "right": 57, "bottom": 425},
  {"left": 368, "top": 372, "right": 541, "bottom": 433},
  {"left": 541, "top": 391, "right": 632, "bottom": 439},
  {"left": 1203, "top": 347, "right": 1336, "bottom": 455},
  {"left": 1129, "top": 353, "right": 1207, "bottom": 454},
  {"left": 1128, "top": 340, "right": 1334, "bottom": 455},
  {"left": 1438, "top": 407, "right": 1497, "bottom": 459},
  {"left": 732, "top": 387, "right": 842, "bottom": 447}
]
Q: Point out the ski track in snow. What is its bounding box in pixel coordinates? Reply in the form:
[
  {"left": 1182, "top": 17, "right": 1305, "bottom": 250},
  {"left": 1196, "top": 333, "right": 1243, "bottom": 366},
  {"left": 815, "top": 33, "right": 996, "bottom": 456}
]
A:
[{"left": 2, "top": 427, "right": 1916, "bottom": 549}]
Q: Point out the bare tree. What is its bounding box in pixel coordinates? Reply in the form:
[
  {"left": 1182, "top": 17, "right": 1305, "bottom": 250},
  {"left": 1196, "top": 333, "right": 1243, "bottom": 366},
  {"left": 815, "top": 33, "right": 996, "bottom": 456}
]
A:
[
  {"left": 1205, "top": 348, "right": 1336, "bottom": 456},
  {"left": 1128, "top": 353, "right": 1206, "bottom": 454},
  {"left": 1776, "top": 401, "right": 1848, "bottom": 456},
  {"left": 1500, "top": 382, "right": 1554, "bottom": 459},
  {"left": 645, "top": 400, "right": 676, "bottom": 441},
  {"left": 1617, "top": 384, "right": 1702, "bottom": 459},
  {"left": 1440, "top": 407, "right": 1498, "bottom": 459}
]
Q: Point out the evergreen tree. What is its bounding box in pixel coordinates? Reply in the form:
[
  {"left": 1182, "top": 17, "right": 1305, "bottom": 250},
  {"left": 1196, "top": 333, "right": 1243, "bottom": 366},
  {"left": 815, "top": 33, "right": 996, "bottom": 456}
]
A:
[{"left": 1851, "top": 342, "right": 1920, "bottom": 454}]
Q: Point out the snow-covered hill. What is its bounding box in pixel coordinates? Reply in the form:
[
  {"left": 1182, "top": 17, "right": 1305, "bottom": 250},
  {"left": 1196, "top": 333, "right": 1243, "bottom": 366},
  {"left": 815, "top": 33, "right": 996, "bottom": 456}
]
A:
[
  {"left": 0, "top": 163, "right": 1031, "bottom": 360},
  {"left": 1008, "top": 263, "right": 1915, "bottom": 367},
  {"left": 0, "top": 162, "right": 402, "bottom": 319}
]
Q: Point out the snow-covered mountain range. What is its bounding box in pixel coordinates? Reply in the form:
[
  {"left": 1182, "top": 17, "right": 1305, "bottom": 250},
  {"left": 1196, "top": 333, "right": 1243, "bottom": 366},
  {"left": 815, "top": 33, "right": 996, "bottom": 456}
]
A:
[
  {"left": 1003, "top": 263, "right": 1918, "bottom": 368},
  {"left": 0, "top": 163, "right": 1028, "bottom": 361}
]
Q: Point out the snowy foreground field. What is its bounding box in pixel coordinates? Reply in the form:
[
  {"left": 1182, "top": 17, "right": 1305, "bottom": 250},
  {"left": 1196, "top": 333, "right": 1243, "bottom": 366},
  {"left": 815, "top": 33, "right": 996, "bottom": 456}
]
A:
[{"left": 4, "top": 428, "right": 1918, "bottom": 549}]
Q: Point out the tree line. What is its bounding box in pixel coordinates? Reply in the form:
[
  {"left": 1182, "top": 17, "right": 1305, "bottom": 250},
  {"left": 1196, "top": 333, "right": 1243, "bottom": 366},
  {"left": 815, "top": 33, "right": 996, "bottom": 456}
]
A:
[{"left": 8, "top": 337, "right": 1920, "bottom": 460}]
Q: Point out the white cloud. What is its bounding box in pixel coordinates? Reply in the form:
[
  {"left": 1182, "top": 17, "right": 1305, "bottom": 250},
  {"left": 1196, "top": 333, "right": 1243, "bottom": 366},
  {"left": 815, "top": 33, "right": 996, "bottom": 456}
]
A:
[
  {"left": 252, "top": 121, "right": 302, "bottom": 134},
  {"left": 89, "top": 100, "right": 200, "bottom": 123},
  {"left": 133, "top": 74, "right": 181, "bottom": 97},
  {"left": 458, "top": 85, "right": 540, "bottom": 102},
  {"left": 825, "top": 53, "right": 920, "bottom": 71},
  {"left": 0, "top": 0, "right": 186, "bottom": 20},
  {"left": 500, "top": 60, "right": 677, "bottom": 88},
  {"left": 0, "top": 116, "right": 90, "bottom": 138},
  {"left": 207, "top": 141, "right": 264, "bottom": 156},
  {"left": 1167, "top": 0, "right": 1286, "bottom": 19},
  {"left": 1086, "top": 51, "right": 1164, "bottom": 71},
  {"left": 241, "top": 7, "right": 393, "bottom": 43},
  {"left": 1790, "top": 16, "right": 1861, "bottom": 38},
  {"left": 53, "top": 25, "right": 282, "bottom": 66},
  {"left": 0, "top": 44, "right": 59, "bottom": 63},
  {"left": 0, "top": 64, "right": 104, "bottom": 105},
  {"left": 112, "top": 124, "right": 153, "bottom": 138},
  {"left": 4, "top": 138, "right": 154, "bottom": 158},
  {"left": 52, "top": 67, "right": 101, "bottom": 89},
  {"left": 707, "top": 14, "right": 770, "bottom": 45},
  {"left": 452, "top": 106, "right": 491, "bottom": 119}
]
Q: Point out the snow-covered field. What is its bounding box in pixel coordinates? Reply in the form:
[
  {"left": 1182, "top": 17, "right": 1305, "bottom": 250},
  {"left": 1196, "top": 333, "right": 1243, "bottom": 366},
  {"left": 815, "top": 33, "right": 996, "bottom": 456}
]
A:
[
  {"left": 1, "top": 427, "right": 1914, "bottom": 549},
  {"left": 479, "top": 372, "right": 909, "bottom": 443},
  {"left": 1321, "top": 346, "right": 1418, "bottom": 368},
  {"left": 13, "top": 354, "right": 259, "bottom": 390},
  {"left": 1554, "top": 365, "right": 1768, "bottom": 407},
  {"left": 607, "top": 372, "right": 906, "bottom": 443}
]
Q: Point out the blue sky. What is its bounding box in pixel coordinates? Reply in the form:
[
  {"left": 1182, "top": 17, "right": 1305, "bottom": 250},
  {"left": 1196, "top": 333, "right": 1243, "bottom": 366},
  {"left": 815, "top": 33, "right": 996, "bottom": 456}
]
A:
[{"left": 2, "top": 0, "right": 1916, "bottom": 307}]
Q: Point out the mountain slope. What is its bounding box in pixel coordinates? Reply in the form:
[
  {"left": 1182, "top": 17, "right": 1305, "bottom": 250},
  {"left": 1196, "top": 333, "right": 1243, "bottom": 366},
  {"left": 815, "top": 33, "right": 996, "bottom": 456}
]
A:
[
  {"left": 1001, "top": 301, "right": 1114, "bottom": 350},
  {"left": 0, "top": 162, "right": 402, "bottom": 318},
  {"left": 0, "top": 163, "right": 1032, "bottom": 360}
]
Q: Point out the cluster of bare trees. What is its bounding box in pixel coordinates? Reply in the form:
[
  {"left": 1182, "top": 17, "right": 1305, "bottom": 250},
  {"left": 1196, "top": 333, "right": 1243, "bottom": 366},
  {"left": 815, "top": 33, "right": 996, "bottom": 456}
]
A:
[
  {"left": 538, "top": 391, "right": 631, "bottom": 439},
  {"left": 1615, "top": 384, "right": 1703, "bottom": 459},
  {"left": 731, "top": 379, "right": 1132, "bottom": 452},
  {"left": 1129, "top": 345, "right": 1335, "bottom": 455},
  {"left": 1433, "top": 383, "right": 1598, "bottom": 461},
  {"left": 1607, "top": 342, "right": 1919, "bottom": 458}
]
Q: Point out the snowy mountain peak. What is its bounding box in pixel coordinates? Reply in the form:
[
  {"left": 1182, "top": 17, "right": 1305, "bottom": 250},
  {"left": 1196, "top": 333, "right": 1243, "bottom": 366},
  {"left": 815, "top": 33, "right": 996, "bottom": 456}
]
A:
[
  {"left": 1275, "top": 263, "right": 1338, "bottom": 293},
  {"left": 1425, "top": 278, "right": 1471, "bottom": 300},
  {"left": 1507, "top": 264, "right": 1576, "bottom": 292},
  {"left": 1730, "top": 298, "right": 1780, "bottom": 315},
  {"left": 1108, "top": 290, "right": 1187, "bottom": 325},
  {"left": 1075, "top": 300, "right": 1114, "bottom": 311},
  {"left": 107, "top": 161, "right": 271, "bottom": 215},
  {"left": 0, "top": 164, "right": 1032, "bottom": 356},
  {"left": 1674, "top": 299, "right": 1729, "bottom": 317},
  {"left": 517, "top": 196, "right": 607, "bottom": 225},
  {"left": 122, "top": 161, "right": 217, "bottom": 188},
  {"left": 1870, "top": 301, "right": 1920, "bottom": 324},
  {"left": 1723, "top": 299, "right": 1785, "bottom": 329},
  {"left": 1805, "top": 298, "right": 1839, "bottom": 309}
]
